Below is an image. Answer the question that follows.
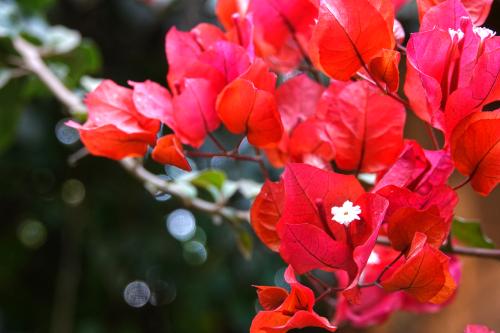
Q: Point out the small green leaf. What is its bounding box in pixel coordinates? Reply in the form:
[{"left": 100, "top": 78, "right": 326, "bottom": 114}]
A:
[
  {"left": 192, "top": 170, "right": 226, "bottom": 190},
  {"left": 452, "top": 217, "right": 495, "bottom": 249},
  {"left": 236, "top": 229, "right": 253, "bottom": 260}
]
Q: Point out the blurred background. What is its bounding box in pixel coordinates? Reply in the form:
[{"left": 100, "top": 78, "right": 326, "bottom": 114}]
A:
[{"left": 0, "top": 0, "right": 499, "bottom": 332}]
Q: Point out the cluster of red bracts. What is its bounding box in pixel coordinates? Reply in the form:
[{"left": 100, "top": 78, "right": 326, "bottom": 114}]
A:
[{"left": 67, "top": 0, "right": 499, "bottom": 331}]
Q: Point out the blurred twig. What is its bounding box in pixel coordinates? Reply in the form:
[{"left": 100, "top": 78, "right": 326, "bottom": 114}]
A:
[
  {"left": 120, "top": 158, "right": 250, "bottom": 222},
  {"left": 12, "top": 37, "right": 87, "bottom": 117},
  {"left": 12, "top": 35, "right": 250, "bottom": 224}
]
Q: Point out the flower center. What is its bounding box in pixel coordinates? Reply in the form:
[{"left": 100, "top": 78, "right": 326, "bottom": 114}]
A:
[{"left": 331, "top": 200, "right": 361, "bottom": 226}]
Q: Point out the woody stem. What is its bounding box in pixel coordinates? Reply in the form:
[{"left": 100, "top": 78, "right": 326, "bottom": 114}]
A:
[{"left": 376, "top": 236, "right": 500, "bottom": 260}]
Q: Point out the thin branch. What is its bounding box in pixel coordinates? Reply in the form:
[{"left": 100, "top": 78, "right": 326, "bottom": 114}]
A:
[
  {"left": 186, "top": 150, "right": 261, "bottom": 162},
  {"left": 376, "top": 236, "right": 500, "bottom": 260},
  {"left": 425, "top": 123, "right": 440, "bottom": 150},
  {"left": 121, "top": 158, "right": 249, "bottom": 222},
  {"left": 253, "top": 147, "right": 270, "bottom": 179},
  {"left": 12, "top": 37, "right": 87, "bottom": 117},
  {"left": 453, "top": 176, "right": 471, "bottom": 191},
  {"left": 208, "top": 132, "right": 228, "bottom": 153}
]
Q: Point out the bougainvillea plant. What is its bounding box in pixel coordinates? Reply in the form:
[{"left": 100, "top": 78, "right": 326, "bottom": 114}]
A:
[{"left": 10, "top": 0, "right": 499, "bottom": 331}]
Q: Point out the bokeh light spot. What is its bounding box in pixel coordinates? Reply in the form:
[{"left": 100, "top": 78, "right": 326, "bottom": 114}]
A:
[
  {"left": 17, "top": 219, "right": 47, "bottom": 249},
  {"left": 55, "top": 119, "right": 79, "bottom": 145},
  {"left": 123, "top": 281, "right": 151, "bottom": 308},
  {"left": 61, "top": 179, "right": 85, "bottom": 206},
  {"left": 166, "top": 209, "right": 196, "bottom": 241},
  {"left": 183, "top": 241, "right": 208, "bottom": 265}
]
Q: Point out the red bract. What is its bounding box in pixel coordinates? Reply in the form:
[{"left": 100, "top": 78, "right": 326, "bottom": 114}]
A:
[
  {"left": 316, "top": 81, "right": 406, "bottom": 173},
  {"left": 380, "top": 232, "right": 456, "bottom": 304},
  {"left": 368, "top": 49, "right": 401, "bottom": 92},
  {"left": 251, "top": 179, "right": 285, "bottom": 252},
  {"left": 450, "top": 111, "right": 500, "bottom": 196},
  {"left": 404, "top": 0, "right": 499, "bottom": 132},
  {"left": 172, "top": 78, "right": 219, "bottom": 148},
  {"left": 377, "top": 185, "right": 458, "bottom": 225},
  {"left": 375, "top": 141, "right": 454, "bottom": 195},
  {"left": 151, "top": 135, "right": 191, "bottom": 171},
  {"left": 416, "top": 0, "right": 493, "bottom": 26},
  {"left": 67, "top": 80, "right": 159, "bottom": 160},
  {"left": 374, "top": 143, "right": 458, "bottom": 224},
  {"left": 215, "top": 0, "right": 247, "bottom": 30},
  {"left": 387, "top": 206, "right": 450, "bottom": 250},
  {"left": 277, "top": 163, "right": 388, "bottom": 289},
  {"left": 215, "top": 60, "right": 282, "bottom": 147},
  {"left": 310, "top": 0, "right": 395, "bottom": 81},
  {"left": 217, "top": 0, "right": 318, "bottom": 71},
  {"left": 465, "top": 324, "right": 496, "bottom": 333},
  {"left": 264, "top": 75, "right": 332, "bottom": 167},
  {"left": 275, "top": 74, "right": 324, "bottom": 132},
  {"left": 288, "top": 119, "right": 335, "bottom": 164},
  {"left": 250, "top": 266, "right": 337, "bottom": 333},
  {"left": 335, "top": 245, "right": 461, "bottom": 327},
  {"left": 128, "top": 80, "right": 174, "bottom": 127},
  {"left": 248, "top": 0, "right": 317, "bottom": 54}
]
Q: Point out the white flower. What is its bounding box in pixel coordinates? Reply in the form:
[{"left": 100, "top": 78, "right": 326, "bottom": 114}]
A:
[
  {"left": 448, "top": 28, "right": 464, "bottom": 42},
  {"left": 331, "top": 200, "right": 361, "bottom": 226},
  {"left": 473, "top": 26, "right": 496, "bottom": 41}
]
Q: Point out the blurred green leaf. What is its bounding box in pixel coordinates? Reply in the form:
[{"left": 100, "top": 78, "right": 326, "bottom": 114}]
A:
[
  {"left": 42, "top": 25, "right": 81, "bottom": 54},
  {"left": 236, "top": 228, "right": 253, "bottom": 260},
  {"left": 0, "top": 79, "right": 23, "bottom": 154},
  {"left": 452, "top": 217, "right": 495, "bottom": 249},
  {"left": 190, "top": 169, "right": 228, "bottom": 202},
  {"left": 50, "top": 40, "right": 102, "bottom": 87},
  {"left": 0, "top": 2, "right": 21, "bottom": 37},
  {"left": 16, "top": 0, "right": 55, "bottom": 12},
  {"left": 0, "top": 68, "right": 12, "bottom": 88},
  {"left": 192, "top": 170, "right": 226, "bottom": 190}
]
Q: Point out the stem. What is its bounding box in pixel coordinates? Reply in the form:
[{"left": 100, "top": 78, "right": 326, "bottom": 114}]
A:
[
  {"left": 397, "top": 44, "right": 407, "bottom": 54},
  {"left": 315, "top": 286, "right": 345, "bottom": 302},
  {"left": 425, "top": 123, "right": 440, "bottom": 150},
  {"left": 305, "top": 272, "right": 330, "bottom": 290},
  {"left": 373, "top": 251, "right": 405, "bottom": 285},
  {"left": 12, "top": 37, "right": 87, "bottom": 117},
  {"left": 208, "top": 132, "right": 228, "bottom": 152},
  {"left": 121, "top": 158, "right": 249, "bottom": 222},
  {"left": 376, "top": 236, "right": 500, "bottom": 260},
  {"left": 186, "top": 150, "right": 261, "bottom": 162},
  {"left": 253, "top": 147, "right": 270, "bottom": 179},
  {"left": 453, "top": 177, "right": 471, "bottom": 191}
]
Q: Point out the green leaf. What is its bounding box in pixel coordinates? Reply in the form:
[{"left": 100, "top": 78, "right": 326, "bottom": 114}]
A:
[
  {"left": 235, "top": 229, "right": 253, "bottom": 260},
  {"left": 0, "top": 78, "right": 25, "bottom": 154},
  {"left": 0, "top": 68, "right": 12, "bottom": 88},
  {"left": 16, "top": 0, "right": 55, "bottom": 12},
  {"left": 191, "top": 170, "right": 226, "bottom": 190},
  {"left": 452, "top": 217, "right": 495, "bottom": 249},
  {"left": 50, "top": 40, "right": 101, "bottom": 87},
  {"left": 190, "top": 169, "right": 228, "bottom": 202}
]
